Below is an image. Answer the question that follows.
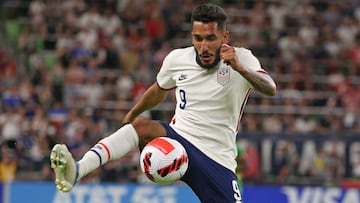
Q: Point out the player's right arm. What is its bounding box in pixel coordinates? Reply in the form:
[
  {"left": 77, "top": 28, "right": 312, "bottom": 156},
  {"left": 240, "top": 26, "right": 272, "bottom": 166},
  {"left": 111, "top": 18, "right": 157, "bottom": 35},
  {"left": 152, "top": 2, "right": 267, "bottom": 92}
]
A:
[{"left": 122, "top": 83, "right": 168, "bottom": 124}]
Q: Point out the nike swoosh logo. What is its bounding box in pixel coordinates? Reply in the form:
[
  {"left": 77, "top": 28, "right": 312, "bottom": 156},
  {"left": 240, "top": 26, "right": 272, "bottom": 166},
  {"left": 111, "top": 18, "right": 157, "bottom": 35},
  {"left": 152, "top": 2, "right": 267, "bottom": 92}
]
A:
[{"left": 178, "top": 74, "right": 187, "bottom": 81}]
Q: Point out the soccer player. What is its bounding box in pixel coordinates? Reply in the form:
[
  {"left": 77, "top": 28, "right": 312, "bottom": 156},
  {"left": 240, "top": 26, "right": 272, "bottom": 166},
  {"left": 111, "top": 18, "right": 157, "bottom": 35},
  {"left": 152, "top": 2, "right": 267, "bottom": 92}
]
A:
[{"left": 50, "top": 3, "right": 276, "bottom": 202}]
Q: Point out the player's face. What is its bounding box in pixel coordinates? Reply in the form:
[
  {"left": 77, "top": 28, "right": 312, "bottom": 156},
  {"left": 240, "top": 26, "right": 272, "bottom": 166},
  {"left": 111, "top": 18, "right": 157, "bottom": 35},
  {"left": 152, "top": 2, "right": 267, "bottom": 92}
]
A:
[{"left": 192, "top": 21, "right": 228, "bottom": 69}]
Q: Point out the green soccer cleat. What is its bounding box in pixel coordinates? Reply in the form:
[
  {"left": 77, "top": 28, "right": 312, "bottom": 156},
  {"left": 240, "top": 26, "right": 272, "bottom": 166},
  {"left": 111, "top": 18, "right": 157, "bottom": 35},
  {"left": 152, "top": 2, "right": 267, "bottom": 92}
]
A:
[{"left": 50, "top": 144, "right": 78, "bottom": 192}]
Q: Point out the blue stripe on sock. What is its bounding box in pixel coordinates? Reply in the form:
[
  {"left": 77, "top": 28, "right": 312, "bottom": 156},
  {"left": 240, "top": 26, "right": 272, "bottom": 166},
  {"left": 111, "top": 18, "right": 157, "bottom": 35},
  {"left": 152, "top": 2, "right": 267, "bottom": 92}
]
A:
[
  {"left": 90, "top": 149, "right": 102, "bottom": 166},
  {"left": 74, "top": 162, "right": 79, "bottom": 185}
]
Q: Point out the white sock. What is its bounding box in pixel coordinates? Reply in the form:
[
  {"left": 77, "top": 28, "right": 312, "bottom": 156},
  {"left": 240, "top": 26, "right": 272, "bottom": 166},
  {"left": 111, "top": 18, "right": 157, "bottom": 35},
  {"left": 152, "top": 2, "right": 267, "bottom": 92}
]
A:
[{"left": 77, "top": 124, "right": 139, "bottom": 180}]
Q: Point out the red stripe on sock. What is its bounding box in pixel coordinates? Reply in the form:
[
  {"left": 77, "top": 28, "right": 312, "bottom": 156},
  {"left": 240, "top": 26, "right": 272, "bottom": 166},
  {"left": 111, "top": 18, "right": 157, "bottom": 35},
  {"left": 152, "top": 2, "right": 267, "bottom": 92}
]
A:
[
  {"left": 256, "top": 69, "right": 268, "bottom": 74},
  {"left": 98, "top": 142, "right": 111, "bottom": 161}
]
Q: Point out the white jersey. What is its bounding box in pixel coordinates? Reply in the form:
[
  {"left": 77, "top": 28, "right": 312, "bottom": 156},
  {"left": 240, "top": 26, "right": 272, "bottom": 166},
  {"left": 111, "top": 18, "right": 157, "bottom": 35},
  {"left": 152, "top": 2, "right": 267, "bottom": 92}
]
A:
[{"left": 156, "top": 46, "right": 265, "bottom": 172}]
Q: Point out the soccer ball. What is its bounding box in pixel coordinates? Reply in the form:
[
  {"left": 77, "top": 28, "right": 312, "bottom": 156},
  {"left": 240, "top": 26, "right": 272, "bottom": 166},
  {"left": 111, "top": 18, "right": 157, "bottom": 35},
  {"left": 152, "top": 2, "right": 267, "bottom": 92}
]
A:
[{"left": 140, "top": 137, "right": 188, "bottom": 184}]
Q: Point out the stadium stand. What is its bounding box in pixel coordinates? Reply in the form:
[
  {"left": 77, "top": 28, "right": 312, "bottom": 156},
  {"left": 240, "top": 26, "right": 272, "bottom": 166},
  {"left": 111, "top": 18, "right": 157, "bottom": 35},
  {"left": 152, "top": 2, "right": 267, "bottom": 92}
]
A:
[{"left": 0, "top": 0, "right": 359, "bottom": 186}]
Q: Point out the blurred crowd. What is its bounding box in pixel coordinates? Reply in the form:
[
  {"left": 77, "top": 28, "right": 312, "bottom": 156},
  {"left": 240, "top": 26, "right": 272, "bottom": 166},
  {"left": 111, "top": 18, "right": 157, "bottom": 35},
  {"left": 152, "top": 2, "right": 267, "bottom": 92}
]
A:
[{"left": 0, "top": 0, "right": 359, "bottom": 185}]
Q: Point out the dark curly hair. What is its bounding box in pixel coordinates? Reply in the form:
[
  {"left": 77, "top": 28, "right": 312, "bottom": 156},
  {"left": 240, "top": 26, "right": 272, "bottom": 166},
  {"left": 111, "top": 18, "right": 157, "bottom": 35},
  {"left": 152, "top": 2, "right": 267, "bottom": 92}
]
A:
[{"left": 191, "top": 3, "right": 227, "bottom": 31}]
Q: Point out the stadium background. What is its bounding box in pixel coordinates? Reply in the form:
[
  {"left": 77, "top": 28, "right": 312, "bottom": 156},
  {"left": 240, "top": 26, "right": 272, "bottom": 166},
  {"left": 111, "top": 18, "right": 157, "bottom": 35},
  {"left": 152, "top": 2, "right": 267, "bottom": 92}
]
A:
[{"left": 0, "top": 0, "right": 359, "bottom": 202}]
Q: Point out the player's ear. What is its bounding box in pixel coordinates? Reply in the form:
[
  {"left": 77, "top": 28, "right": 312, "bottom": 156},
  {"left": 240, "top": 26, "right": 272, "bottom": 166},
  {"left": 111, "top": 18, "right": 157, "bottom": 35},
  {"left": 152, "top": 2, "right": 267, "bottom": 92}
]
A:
[{"left": 222, "top": 31, "right": 229, "bottom": 44}]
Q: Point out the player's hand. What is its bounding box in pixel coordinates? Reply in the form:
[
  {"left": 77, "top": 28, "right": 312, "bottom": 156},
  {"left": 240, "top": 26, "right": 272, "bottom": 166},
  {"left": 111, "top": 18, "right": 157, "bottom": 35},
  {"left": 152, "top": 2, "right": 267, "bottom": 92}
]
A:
[{"left": 220, "top": 43, "right": 245, "bottom": 73}]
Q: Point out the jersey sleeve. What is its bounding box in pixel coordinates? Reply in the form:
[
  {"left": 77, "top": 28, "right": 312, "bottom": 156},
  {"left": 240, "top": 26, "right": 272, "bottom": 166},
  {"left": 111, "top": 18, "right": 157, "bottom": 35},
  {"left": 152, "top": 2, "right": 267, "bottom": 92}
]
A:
[
  {"left": 156, "top": 50, "right": 176, "bottom": 89},
  {"left": 237, "top": 48, "right": 265, "bottom": 72},
  {"left": 236, "top": 47, "right": 267, "bottom": 89}
]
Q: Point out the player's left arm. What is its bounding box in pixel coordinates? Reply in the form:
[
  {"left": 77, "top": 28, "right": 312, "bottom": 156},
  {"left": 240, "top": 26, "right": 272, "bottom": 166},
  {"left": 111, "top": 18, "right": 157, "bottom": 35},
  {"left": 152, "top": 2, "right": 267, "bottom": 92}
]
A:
[{"left": 221, "top": 44, "right": 276, "bottom": 96}]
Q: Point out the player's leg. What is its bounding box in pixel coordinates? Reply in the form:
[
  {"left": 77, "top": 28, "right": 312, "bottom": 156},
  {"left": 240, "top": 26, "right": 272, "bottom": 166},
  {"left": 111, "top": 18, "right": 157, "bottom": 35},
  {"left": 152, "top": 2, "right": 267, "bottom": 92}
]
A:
[
  {"left": 158, "top": 121, "right": 242, "bottom": 202},
  {"left": 50, "top": 117, "right": 166, "bottom": 192},
  {"left": 182, "top": 153, "right": 242, "bottom": 203}
]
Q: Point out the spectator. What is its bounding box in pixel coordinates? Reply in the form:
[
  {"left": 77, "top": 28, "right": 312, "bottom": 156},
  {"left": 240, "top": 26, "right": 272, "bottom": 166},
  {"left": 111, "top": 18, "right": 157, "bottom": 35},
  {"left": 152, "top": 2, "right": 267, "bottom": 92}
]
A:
[
  {"left": 29, "top": 0, "right": 45, "bottom": 27},
  {"left": 100, "top": 7, "right": 122, "bottom": 38},
  {"left": 0, "top": 146, "right": 17, "bottom": 183},
  {"left": 298, "top": 19, "right": 319, "bottom": 49},
  {"left": 242, "top": 141, "right": 260, "bottom": 182},
  {"left": 80, "top": 74, "right": 104, "bottom": 108},
  {"left": 78, "top": 4, "right": 102, "bottom": 29},
  {"left": 278, "top": 31, "right": 301, "bottom": 64},
  {"left": 267, "top": 0, "right": 288, "bottom": 35},
  {"left": 116, "top": 69, "right": 134, "bottom": 101},
  {"left": 351, "top": 148, "right": 360, "bottom": 178},
  {"left": 348, "top": 34, "right": 360, "bottom": 74},
  {"left": 0, "top": 52, "right": 17, "bottom": 79},
  {"left": 144, "top": 5, "right": 166, "bottom": 48},
  {"left": 272, "top": 140, "right": 298, "bottom": 183}
]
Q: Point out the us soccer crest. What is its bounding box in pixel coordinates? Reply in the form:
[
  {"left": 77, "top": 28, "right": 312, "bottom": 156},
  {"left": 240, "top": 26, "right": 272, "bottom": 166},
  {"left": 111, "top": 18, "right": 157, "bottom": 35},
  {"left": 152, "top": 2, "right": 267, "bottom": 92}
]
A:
[{"left": 217, "top": 66, "right": 230, "bottom": 85}]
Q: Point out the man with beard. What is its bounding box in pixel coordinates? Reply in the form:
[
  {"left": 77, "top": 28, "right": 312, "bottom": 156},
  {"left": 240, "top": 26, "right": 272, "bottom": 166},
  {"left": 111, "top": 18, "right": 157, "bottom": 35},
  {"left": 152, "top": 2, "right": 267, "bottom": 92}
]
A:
[{"left": 50, "top": 3, "right": 276, "bottom": 202}]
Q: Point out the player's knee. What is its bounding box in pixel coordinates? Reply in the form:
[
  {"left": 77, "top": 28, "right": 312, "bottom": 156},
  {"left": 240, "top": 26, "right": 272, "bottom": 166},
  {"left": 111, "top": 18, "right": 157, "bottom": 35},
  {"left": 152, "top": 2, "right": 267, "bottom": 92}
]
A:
[
  {"left": 131, "top": 117, "right": 166, "bottom": 149},
  {"left": 132, "top": 117, "right": 152, "bottom": 138},
  {"left": 132, "top": 117, "right": 157, "bottom": 149}
]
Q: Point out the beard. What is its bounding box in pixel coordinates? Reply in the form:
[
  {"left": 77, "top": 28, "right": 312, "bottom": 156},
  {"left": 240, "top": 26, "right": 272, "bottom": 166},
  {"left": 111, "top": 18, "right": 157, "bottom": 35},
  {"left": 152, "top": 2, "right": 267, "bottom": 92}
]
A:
[{"left": 194, "top": 47, "right": 221, "bottom": 70}]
